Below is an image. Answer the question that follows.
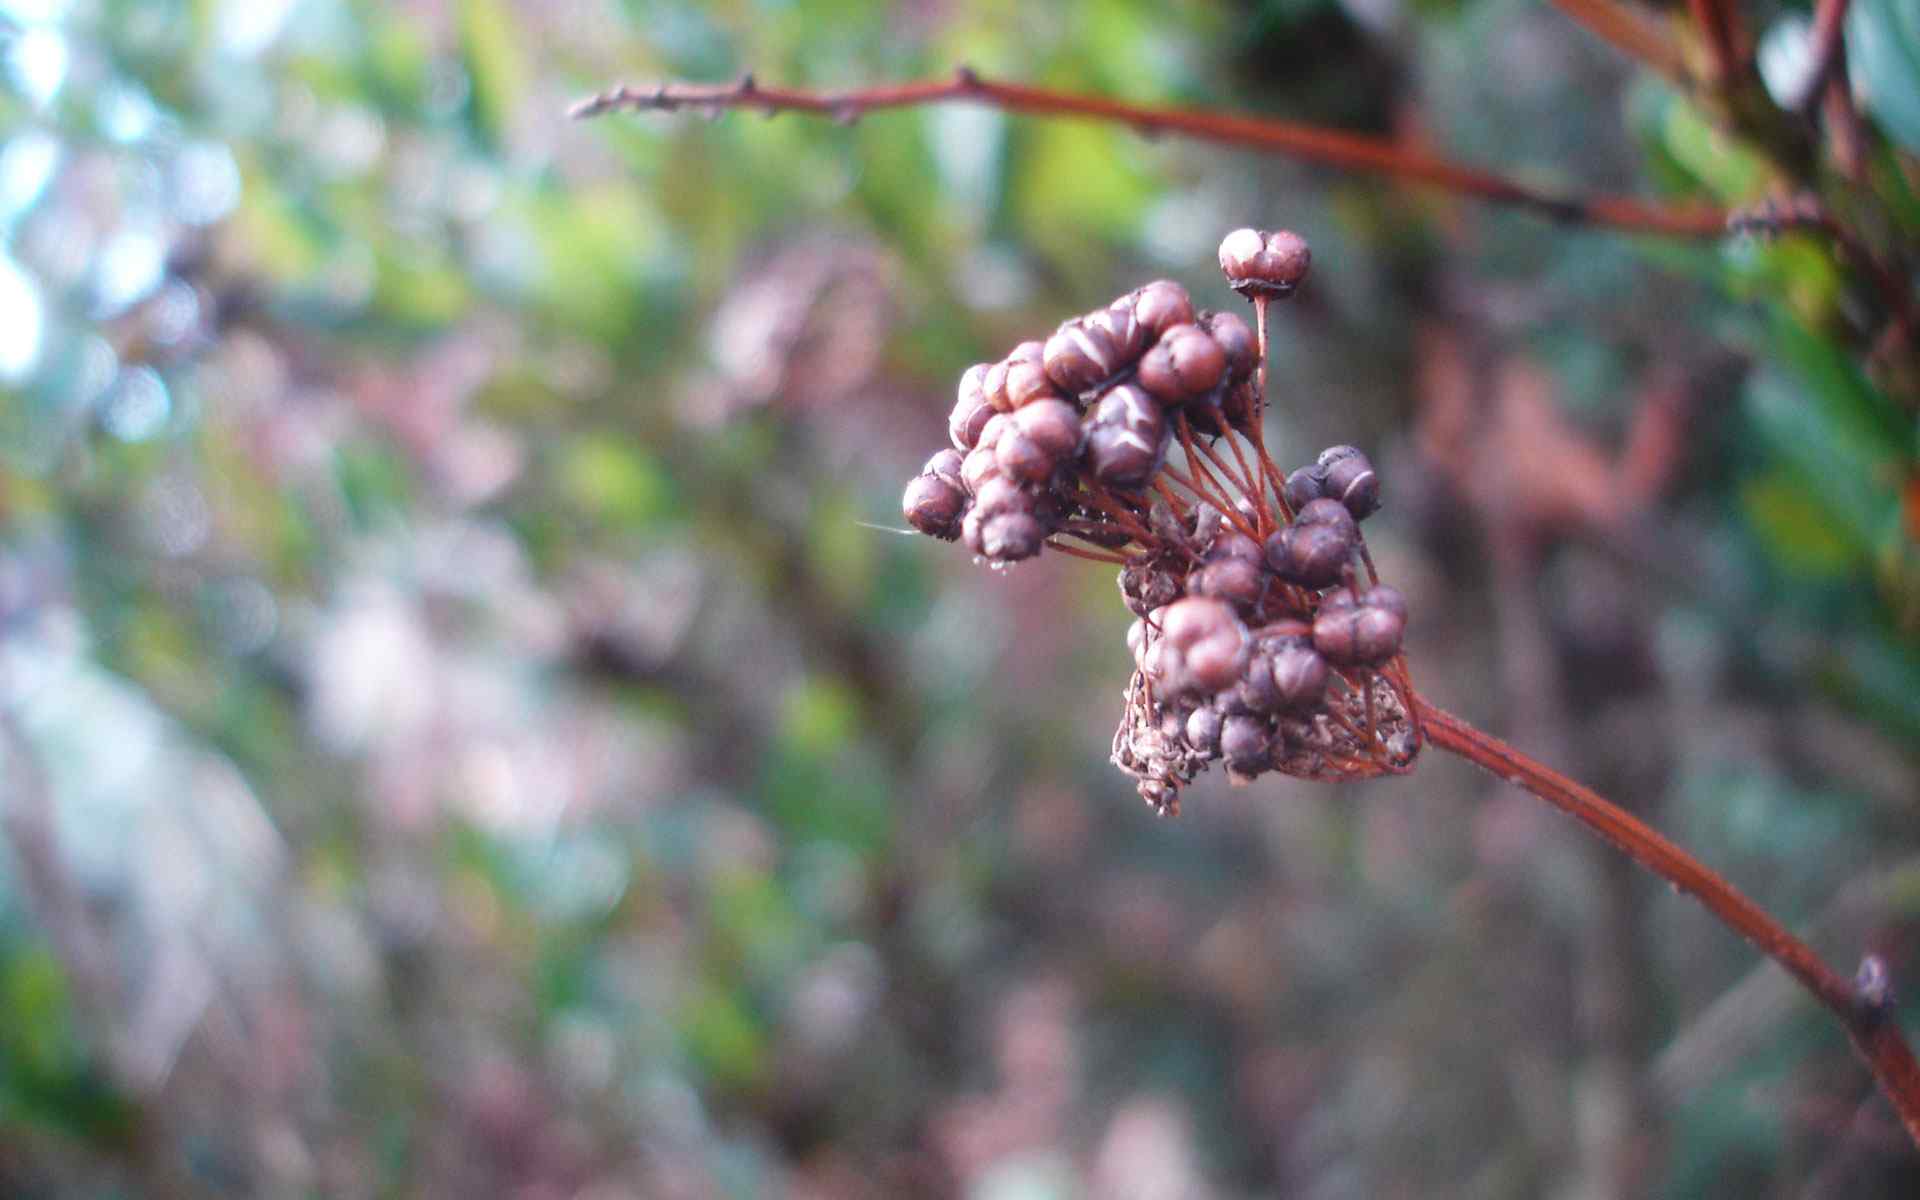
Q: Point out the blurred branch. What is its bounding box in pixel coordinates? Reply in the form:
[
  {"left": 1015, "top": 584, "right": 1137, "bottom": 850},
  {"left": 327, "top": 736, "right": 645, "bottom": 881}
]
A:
[
  {"left": 1686, "top": 0, "right": 1745, "bottom": 86},
  {"left": 1415, "top": 697, "right": 1920, "bottom": 1150},
  {"left": 570, "top": 71, "right": 1730, "bottom": 237},
  {"left": 1545, "top": 0, "right": 1688, "bottom": 85},
  {"left": 1791, "top": 0, "right": 1854, "bottom": 114}
]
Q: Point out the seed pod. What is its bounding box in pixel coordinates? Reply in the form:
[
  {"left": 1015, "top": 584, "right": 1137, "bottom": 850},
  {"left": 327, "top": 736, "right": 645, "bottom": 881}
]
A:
[
  {"left": 1264, "top": 521, "right": 1353, "bottom": 587},
  {"left": 1130, "top": 280, "right": 1196, "bottom": 341},
  {"left": 924, "top": 448, "right": 965, "bottom": 491},
  {"left": 902, "top": 472, "right": 967, "bottom": 540},
  {"left": 1219, "top": 714, "right": 1271, "bottom": 773},
  {"left": 1119, "top": 557, "right": 1183, "bottom": 617},
  {"left": 961, "top": 444, "right": 1002, "bottom": 493},
  {"left": 1190, "top": 555, "right": 1263, "bottom": 613},
  {"left": 968, "top": 508, "right": 1045, "bottom": 561},
  {"left": 1312, "top": 597, "right": 1405, "bottom": 665},
  {"left": 1282, "top": 465, "right": 1325, "bottom": 513},
  {"left": 1208, "top": 530, "right": 1263, "bottom": 565},
  {"left": 1012, "top": 398, "right": 1083, "bottom": 460},
  {"left": 1154, "top": 596, "right": 1251, "bottom": 696},
  {"left": 1044, "top": 305, "right": 1144, "bottom": 394},
  {"left": 1234, "top": 649, "right": 1283, "bottom": 713},
  {"left": 1185, "top": 705, "right": 1223, "bottom": 755},
  {"left": 1293, "top": 497, "right": 1358, "bottom": 541},
  {"left": 1218, "top": 228, "right": 1311, "bottom": 298},
  {"left": 996, "top": 430, "right": 1052, "bottom": 484},
  {"left": 1319, "top": 445, "right": 1380, "bottom": 519},
  {"left": 1200, "top": 310, "right": 1257, "bottom": 386},
  {"left": 1137, "top": 323, "right": 1228, "bottom": 403},
  {"left": 983, "top": 341, "right": 1044, "bottom": 412},
  {"left": 1269, "top": 642, "right": 1329, "bottom": 710},
  {"left": 1084, "top": 383, "right": 1167, "bottom": 488},
  {"left": 1127, "top": 616, "right": 1154, "bottom": 673},
  {"left": 965, "top": 478, "right": 1045, "bottom": 561},
  {"left": 1363, "top": 584, "right": 1407, "bottom": 621},
  {"left": 950, "top": 364, "right": 996, "bottom": 449}
]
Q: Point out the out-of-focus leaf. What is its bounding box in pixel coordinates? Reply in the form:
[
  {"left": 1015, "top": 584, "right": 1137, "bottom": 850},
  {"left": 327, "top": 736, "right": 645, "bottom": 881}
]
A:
[
  {"left": 1849, "top": 0, "right": 1920, "bottom": 156},
  {"left": 1740, "top": 472, "right": 1856, "bottom": 576},
  {"left": 1660, "top": 97, "right": 1771, "bottom": 202},
  {"left": 458, "top": 0, "right": 528, "bottom": 152},
  {"left": 559, "top": 436, "right": 674, "bottom": 528}
]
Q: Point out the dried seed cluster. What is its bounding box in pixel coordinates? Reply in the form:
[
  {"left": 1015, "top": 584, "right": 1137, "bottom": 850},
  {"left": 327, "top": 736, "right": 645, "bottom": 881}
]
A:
[
  {"left": 902, "top": 278, "right": 1260, "bottom": 559},
  {"left": 903, "top": 229, "right": 1422, "bottom": 815}
]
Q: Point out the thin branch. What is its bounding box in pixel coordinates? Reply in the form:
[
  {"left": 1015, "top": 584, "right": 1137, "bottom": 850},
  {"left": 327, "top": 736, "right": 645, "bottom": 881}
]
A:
[
  {"left": 1792, "top": 0, "right": 1855, "bottom": 114},
  {"left": 1687, "top": 0, "right": 1745, "bottom": 86},
  {"left": 1546, "top": 0, "right": 1689, "bottom": 84},
  {"left": 1415, "top": 695, "right": 1920, "bottom": 1149},
  {"left": 571, "top": 71, "right": 1729, "bottom": 238}
]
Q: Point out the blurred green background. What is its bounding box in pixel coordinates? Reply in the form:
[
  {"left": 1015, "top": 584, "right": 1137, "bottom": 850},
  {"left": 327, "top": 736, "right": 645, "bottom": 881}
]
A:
[{"left": 0, "top": 0, "right": 1917, "bottom": 1195}]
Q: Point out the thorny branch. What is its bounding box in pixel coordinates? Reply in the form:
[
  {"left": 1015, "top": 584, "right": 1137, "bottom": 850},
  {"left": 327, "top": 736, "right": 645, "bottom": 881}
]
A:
[
  {"left": 570, "top": 70, "right": 1730, "bottom": 237},
  {"left": 1415, "top": 697, "right": 1920, "bottom": 1150},
  {"left": 1543, "top": 0, "right": 1688, "bottom": 84}
]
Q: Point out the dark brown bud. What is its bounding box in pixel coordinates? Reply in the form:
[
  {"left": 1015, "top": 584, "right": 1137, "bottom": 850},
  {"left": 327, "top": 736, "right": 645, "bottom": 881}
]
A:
[
  {"left": 903, "top": 472, "right": 967, "bottom": 539},
  {"left": 1312, "top": 598, "right": 1405, "bottom": 665},
  {"left": 965, "top": 477, "right": 1045, "bottom": 561},
  {"left": 1318, "top": 445, "right": 1380, "bottom": 519},
  {"left": 1190, "top": 555, "right": 1263, "bottom": 613},
  {"left": 1363, "top": 584, "right": 1407, "bottom": 620},
  {"left": 1137, "top": 324, "right": 1228, "bottom": 403},
  {"left": 1043, "top": 305, "right": 1144, "bottom": 394},
  {"left": 950, "top": 364, "right": 996, "bottom": 449},
  {"left": 1012, "top": 398, "right": 1083, "bottom": 460},
  {"left": 1120, "top": 557, "right": 1183, "bottom": 617},
  {"left": 1282, "top": 465, "right": 1324, "bottom": 512},
  {"left": 1185, "top": 705, "right": 1223, "bottom": 755},
  {"left": 1269, "top": 643, "right": 1329, "bottom": 710},
  {"left": 1219, "top": 714, "right": 1271, "bottom": 773},
  {"left": 1005, "top": 357, "right": 1058, "bottom": 410},
  {"left": 1292, "top": 496, "right": 1358, "bottom": 541},
  {"left": 995, "top": 430, "right": 1052, "bottom": 483},
  {"left": 968, "top": 509, "right": 1045, "bottom": 561},
  {"left": 1199, "top": 310, "right": 1256, "bottom": 385},
  {"left": 1130, "top": 280, "right": 1196, "bottom": 341},
  {"left": 924, "top": 448, "right": 965, "bottom": 491},
  {"left": 961, "top": 444, "right": 1002, "bottom": 493},
  {"left": 1084, "top": 383, "right": 1167, "bottom": 488},
  {"left": 1218, "top": 228, "right": 1311, "bottom": 297},
  {"left": 1264, "top": 521, "right": 1353, "bottom": 588},
  {"left": 983, "top": 341, "right": 1044, "bottom": 412},
  {"left": 1208, "top": 530, "right": 1263, "bottom": 565},
  {"left": 1233, "top": 650, "right": 1283, "bottom": 713},
  {"left": 1154, "top": 596, "right": 1251, "bottom": 696}
]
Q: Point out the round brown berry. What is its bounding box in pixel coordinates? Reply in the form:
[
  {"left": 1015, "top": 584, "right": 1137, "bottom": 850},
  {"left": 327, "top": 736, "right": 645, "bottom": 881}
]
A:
[
  {"left": 1137, "top": 324, "right": 1228, "bottom": 403},
  {"left": 1218, "top": 228, "right": 1311, "bottom": 298},
  {"left": 903, "top": 472, "right": 967, "bottom": 540},
  {"left": 1084, "top": 383, "right": 1167, "bottom": 488}
]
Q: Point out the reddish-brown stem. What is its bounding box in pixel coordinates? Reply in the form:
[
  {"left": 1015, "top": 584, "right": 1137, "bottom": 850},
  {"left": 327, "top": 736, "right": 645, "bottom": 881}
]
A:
[
  {"left": 1545, "top": 0, "right": 1689, "bottom": 83},
  {"left": 571, "top": 72, "right": 1729, "bottom": 237},
  {"left": 1178, "top": 413, "right": 1255, "bottom": 501},
  {"left": 1414, "top": 695, "right": 1920, "bottom": 1148},
  {"left": 1046, "top": 538, "right": 1130, "bottom": 565},
  {"left": 1792, "top": 0, "right": 1854, "bottom": 113},
  {"left": 1687, "top": 0, "right": 1744, "bottom": 85},
  {"left": 1077, "top": 479, "right": 1155, "bottom": 542},
  {"left": 1174, "top": 419, "right": 1255, "bottom": 524}
]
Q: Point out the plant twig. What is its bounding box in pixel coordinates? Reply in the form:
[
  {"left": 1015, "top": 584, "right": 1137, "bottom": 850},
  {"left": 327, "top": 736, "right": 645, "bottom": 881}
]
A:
[
  {"left": 571, "top": 71, "right": 1729, "bottom": 237},
  {"left": 1545, "top": 0, "right": 1689, "bottom": 84},
  {"left": 1791, "top": 0, "right": 1855, "bottom": 114},
  {"left": 1687, "top": 0, "right": 1745, "bottom": 86},
  {"left": 1415, "top": 695, "right": 1920, "bottom": 1149}
]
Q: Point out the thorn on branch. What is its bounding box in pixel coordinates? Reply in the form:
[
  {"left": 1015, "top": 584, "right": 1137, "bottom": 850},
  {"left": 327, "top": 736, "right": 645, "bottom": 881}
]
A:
[{"left": 954, "top": 64, "right": 981, "bottom": 90}]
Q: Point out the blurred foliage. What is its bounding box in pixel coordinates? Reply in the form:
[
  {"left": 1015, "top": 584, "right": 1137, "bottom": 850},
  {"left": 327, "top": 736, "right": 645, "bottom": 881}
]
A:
[{"left": 0, "top": 0, "right": 1916, "bottom": 1196}]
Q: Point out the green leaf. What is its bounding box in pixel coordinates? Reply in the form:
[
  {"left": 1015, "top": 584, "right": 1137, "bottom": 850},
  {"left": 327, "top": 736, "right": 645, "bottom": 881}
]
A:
[
  {"left": 1849, "top": 0, "right": 1920, "bottom": 156},
  {"left": 458, "top": 0, "right": 529, "bottom": 151}
]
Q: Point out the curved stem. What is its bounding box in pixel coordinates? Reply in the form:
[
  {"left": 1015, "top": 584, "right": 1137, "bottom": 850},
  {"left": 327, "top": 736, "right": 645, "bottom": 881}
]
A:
[
  {"left": 571, "top": 71, "right": 1729, "bottom": 237},
  {"left": 1414, "top": 694, "right": 1920, "bottom": 1149}
]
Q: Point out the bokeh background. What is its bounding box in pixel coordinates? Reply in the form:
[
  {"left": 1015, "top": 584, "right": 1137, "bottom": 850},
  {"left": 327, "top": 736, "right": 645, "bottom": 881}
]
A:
[{"left": 1, "top": 0, "right": 1918, "bottom": 1196}]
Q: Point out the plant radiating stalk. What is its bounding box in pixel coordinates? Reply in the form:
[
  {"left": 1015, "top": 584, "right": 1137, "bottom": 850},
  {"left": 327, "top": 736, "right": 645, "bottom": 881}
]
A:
[
  {"left": 570, "top": 71, "right": 1729, "bottom": 237},
  {"left": 1415, "top": 695, "right": 1920, "bottom": 1149}
]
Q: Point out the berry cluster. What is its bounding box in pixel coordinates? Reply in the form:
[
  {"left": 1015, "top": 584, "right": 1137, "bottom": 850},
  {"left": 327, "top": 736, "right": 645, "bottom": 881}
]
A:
[{"left": 903, "top": 229, "right": 1421, "bottom": 815}]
